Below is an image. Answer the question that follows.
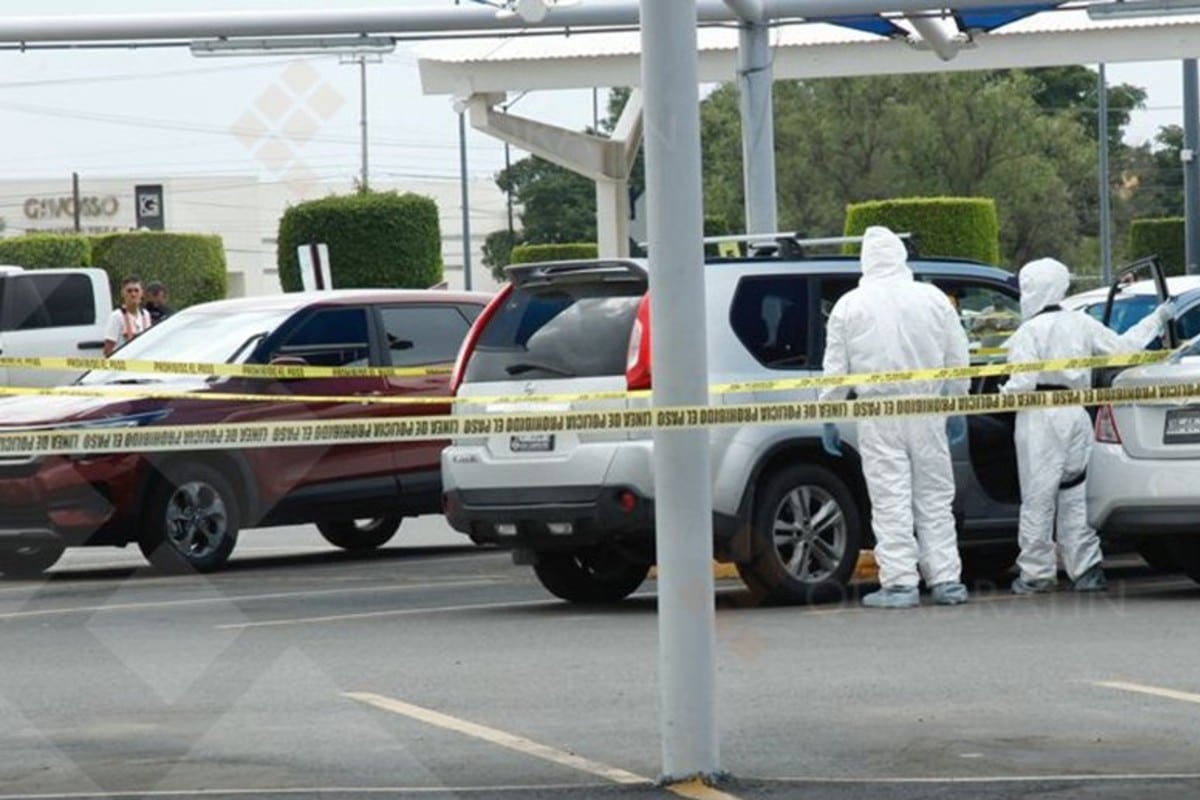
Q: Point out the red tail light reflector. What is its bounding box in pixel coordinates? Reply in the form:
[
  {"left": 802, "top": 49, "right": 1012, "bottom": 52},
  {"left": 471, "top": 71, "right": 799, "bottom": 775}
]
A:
[
  {"left": 626, "top": 293, "right": 652, "bottom": 391},
  {"left": 450, "top": 283, "right": 513, "bottom": 395},
  {"left": 1095, "top": 405, "right": 1122, "bottom": 444}
]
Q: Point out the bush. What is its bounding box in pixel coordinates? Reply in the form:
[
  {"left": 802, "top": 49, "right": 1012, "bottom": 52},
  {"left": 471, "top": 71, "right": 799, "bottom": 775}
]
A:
[
  {"left": 91, "top": 232, "right": 227, "bottom": 309},
  {"left": 483, "top": 229, "right": 523, "bottom": 282},
  {"left": 1129, "top": 217, "right": 1185, "bottom": 276},
  {"left": 843, "top": 197, "right": 1001, "bottom": 264},
  {"left": 0, "top": 234, "right": 91, "bottom": 268},
  {"left": 510, "top": 243, "right": 599, "bottom": 264},
  {"left": 276, "top": 191, "right": 443, "bottom": 291}
]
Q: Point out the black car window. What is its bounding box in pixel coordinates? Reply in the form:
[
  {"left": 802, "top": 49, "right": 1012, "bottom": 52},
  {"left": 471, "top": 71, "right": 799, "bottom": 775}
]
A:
[
  {"left": 275, "top": 307, "right": 371, "bottom": 368},
  {"left": 467, "top": 282, "right": 643, "bottom": 381},
  {"left": 1177, "top": 301, "right": 1200, "bottom": 342},
  {"left": 1, "top": 274, "right": 95, "bottom": 332},
  {"left": 731, "top": 275, "right": 810, "bottom": 369},
  {"left": 927, "top": 279, "right": 1021, "bottom": 351},
  {"left": 811, "top": 276, "right": 858, "bottom": 365},
  {"left": 380, "top": 305, "right": 471, "bottom": 367}
]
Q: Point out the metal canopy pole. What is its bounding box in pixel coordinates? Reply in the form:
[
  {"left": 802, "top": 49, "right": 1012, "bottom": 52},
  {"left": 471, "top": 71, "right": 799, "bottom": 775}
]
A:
[
  {"left": 640, "top": 0, "right": 719, "bottom": 782},
  {"left": 737, "top": 20, "right": 778, "bottom": 233},
  {"left": 1185, "top": 59, "right": 1200, "bottom": 276},
  {"left": 0, "top": 1, "right": 1068, "bottom": 43}
]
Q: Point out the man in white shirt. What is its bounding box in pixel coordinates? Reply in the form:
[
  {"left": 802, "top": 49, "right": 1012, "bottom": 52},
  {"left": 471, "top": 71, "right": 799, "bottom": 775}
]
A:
[{"left": 103, "top": 276, "right": 152, "bottom": 357}]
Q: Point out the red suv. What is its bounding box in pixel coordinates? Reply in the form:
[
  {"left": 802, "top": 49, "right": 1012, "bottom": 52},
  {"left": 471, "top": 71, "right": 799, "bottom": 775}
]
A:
[{"left": 0, "top": 289, "right": 489, "bottom": 577}]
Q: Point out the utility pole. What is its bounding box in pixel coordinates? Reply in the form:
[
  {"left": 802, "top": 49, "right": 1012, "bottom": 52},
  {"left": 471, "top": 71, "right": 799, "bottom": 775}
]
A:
[
  {"left": 1098, "top": 64, "right": 1112, "bottom": 286},
  {"left": 340, "top": 53, "right": 380, "bottom": 192},
  {"left": 72, "top": 172, "right": 81, "bottom": 233}
]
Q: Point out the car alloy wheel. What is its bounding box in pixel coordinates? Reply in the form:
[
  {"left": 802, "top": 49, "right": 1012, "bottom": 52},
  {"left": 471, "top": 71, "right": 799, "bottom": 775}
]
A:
[
  {"left": 140, "top": 462, "right": 239, "bottom": 573},
  {"left": 739, "top": 463, "right": 862, "bottom": 604}
]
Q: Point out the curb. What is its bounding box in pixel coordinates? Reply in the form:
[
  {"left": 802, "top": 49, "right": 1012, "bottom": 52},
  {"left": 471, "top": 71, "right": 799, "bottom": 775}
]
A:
[{"left": 650, "top": 551, "right": 878, "bottom": 583}]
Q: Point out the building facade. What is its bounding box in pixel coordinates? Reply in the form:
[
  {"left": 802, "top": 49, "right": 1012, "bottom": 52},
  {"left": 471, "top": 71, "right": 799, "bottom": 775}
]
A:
[{"left": 0, "top": 174, "right": 509, "bottom": 296}]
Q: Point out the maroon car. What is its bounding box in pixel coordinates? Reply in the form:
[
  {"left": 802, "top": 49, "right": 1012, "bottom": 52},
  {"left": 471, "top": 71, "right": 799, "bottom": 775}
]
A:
[{"left": 0, "top": 289, "right": 490, "bottom": 576}]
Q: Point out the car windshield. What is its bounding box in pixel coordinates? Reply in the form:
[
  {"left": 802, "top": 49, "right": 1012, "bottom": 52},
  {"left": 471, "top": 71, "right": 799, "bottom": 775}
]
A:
[{"left": 79, "top": 306, "right": 292, "bottom": 385}]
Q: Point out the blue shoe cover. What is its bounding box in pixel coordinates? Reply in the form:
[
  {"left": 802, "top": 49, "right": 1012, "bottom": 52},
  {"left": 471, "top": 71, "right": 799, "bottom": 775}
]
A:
[
  {"left": 1073, "top": 564, "right": 1107, "bottom": 592},
  {"left": 931, "top": 581, "right": 969, "bottom": 606},
  {"left": 1011, "top": 575, "right": 1056, "bottom": 595},
  {"left": 861, "top": 585, "right": 919, "bottom": 609}
]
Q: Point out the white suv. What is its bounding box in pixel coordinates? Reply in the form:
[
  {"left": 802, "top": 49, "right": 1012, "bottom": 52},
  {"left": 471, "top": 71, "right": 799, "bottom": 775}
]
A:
[{"left": 442, "top": 243, "right": 1026, "bottom": 603}]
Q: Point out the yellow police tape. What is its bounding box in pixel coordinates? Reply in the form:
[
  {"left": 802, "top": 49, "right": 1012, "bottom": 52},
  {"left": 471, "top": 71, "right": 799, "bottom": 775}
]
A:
[
  {"left": 0, "top": 355, "right": 451, "bottom": 379},
  {"left": 0, "top": 349, "right": 1178, "bottom": 407},
  {"left": 2, "top": 380, "right": 1198, "bottom": 458}
]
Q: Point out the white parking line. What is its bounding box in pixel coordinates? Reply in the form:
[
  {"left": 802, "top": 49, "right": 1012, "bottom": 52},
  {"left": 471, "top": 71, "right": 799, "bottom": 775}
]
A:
[
  {"left": 345, "top": 691, "right": 651, "bottom": 785},
  {"left": 1094, "top": 680, "right": 1200, "bottom": 706},
  {"left": 0, "top": 578, "right": 497, "bottom": 621},
  {"left": 345, "top": 691, "right": 745, "bottom": 799},
  {"left": 772, "top": 772, "right": 1200, "bottom": 784},
  {"left": 217, "top": 597, "right": 560, "bottom": 629}
]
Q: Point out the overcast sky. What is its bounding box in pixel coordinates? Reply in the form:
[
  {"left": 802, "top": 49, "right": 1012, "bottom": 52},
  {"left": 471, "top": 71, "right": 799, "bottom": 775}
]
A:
[{"left": 0, "top": 1, "right": 1189, "bottom": 195}]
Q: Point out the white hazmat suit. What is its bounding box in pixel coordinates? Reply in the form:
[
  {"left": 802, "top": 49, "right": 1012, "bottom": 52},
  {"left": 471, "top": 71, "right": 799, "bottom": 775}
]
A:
[
  {"left": 821, "top": 227, "right": 971, "bottom": 604},
  {"left": 1002, "top": 258, "right": 1168, "bottom": 591}
]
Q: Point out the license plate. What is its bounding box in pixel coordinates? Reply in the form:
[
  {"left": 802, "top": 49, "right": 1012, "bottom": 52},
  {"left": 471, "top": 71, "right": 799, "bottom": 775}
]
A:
[
  {"left": 1164, "top": 407, "right": 1200, "bottom": 444},
  {"left": 510, "top": 434, "right": 555, "bottom": 452}
]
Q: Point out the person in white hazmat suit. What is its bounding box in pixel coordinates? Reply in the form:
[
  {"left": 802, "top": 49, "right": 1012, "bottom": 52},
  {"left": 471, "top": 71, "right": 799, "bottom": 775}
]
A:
[
  {"left": 1001, "top": 258, "right": 1173, "bottom": 594},
  {"left": 820, "top": 226, "right": 972, "bottom": 608}
]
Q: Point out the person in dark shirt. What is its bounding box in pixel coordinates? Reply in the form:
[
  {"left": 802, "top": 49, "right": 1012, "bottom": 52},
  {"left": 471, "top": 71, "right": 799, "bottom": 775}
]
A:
[{"left": 144, "top": 281, "right": 174, "bottom": 325}]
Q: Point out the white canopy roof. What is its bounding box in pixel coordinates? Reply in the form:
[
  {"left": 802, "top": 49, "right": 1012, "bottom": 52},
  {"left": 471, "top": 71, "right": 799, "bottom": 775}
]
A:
[{"left": 417, "top": 10, "right": 1200, "bottom": 95}]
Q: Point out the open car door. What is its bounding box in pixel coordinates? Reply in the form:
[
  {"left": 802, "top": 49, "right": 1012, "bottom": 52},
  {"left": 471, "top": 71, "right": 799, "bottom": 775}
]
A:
[{"left": 1094, "top": 255, "right": 1177, "bottom": 388}]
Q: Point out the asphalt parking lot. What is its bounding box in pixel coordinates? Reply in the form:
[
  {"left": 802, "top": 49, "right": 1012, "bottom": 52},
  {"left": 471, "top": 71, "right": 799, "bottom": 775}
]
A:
[{"left": 1, "top": 518, "right": 1198, "bottom": 800}]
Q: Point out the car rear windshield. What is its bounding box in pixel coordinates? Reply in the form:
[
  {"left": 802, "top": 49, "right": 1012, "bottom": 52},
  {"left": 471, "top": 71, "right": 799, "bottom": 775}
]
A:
[{"left": 464, "top": 283, "right": 644, "bottom": 382}]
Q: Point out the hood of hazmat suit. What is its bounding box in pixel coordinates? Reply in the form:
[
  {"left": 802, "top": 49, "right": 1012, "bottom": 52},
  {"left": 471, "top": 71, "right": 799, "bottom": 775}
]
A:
[{"left": 1018, "top": 257, "right": 1072, "bottom": 321}]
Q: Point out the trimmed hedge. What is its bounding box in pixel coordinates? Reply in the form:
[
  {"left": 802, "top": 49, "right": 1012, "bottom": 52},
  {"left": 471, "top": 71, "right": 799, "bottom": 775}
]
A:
[
  {"left": 844, "top": 197, "right": 1001, "bottom": 264},
  {"left": 91, "top": 232, "right": 227, "bottom": 309},
  {"left": 1129, "top": 217, "right": 1185, "bottom": 276},
  {"left": 510, "top": 242, "right": 599, "bottom": 264},
  {"left": 276, "top": 191, "right": 443, "bottom": 291},
  {"left": 0, "top": 234, "right": 91, "bottom": 268}
]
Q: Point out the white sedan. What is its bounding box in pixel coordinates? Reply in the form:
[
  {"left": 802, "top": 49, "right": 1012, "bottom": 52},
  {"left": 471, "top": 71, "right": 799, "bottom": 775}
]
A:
[{"left": 1088, "top": 335, "right": 1200, "bottom": 583}]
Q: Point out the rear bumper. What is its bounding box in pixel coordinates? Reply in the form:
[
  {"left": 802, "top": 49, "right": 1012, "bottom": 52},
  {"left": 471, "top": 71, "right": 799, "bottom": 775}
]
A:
[
  {"left": 1087, "top": 442, "right": 1200, "bottom": 536},
  {"left": 443, "top": 484, "right": 741, "bottom": 552}
]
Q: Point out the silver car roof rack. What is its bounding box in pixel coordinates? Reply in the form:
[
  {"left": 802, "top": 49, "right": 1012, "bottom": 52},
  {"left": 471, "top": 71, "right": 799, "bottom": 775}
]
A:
[
  {"left": 635, "top": 232, "right": 916, "bottom": 258},
  {"left": 701, "top": 231, "right": 915, "bottom": 259}
]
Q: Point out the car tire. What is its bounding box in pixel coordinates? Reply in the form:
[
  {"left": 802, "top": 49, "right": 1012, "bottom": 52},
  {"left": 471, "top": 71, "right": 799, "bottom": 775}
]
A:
[
  {"left": 738, "top": 464, "right": 862, "bottom": 604},
  {"left": 1166, "top": 536, "right": 1200, "bottom": 584},
  {"left": 316, "top": 517, "right": 402, "bottom": 551},
  {"left": 532, "top": 548, "right": 650, "bottom": 603},
  {"left": 138, "top": 462, "right": 239, "bottom": 574},
  {"left": 0, "top": 542, "right": 66, "bottom": 578},
  {"left": 1136, "top": 538, "right": 1177, "bottom": 573}
]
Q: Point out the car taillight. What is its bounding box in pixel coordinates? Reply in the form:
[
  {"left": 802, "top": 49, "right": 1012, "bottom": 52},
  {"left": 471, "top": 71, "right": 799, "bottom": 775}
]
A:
[
  {"left": 1095, "top": 405, "right": 1122, "bottom": 444},
  {"left": 626, "top": 293, "right": 652, "bottom": 391},
  {"left": 450, "top": 284, "right": 512, "bottom": 396}
]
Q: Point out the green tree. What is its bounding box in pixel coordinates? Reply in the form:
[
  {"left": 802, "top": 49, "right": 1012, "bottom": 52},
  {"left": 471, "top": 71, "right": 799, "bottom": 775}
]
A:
[
  {"left": 482, "top": 228, "right": 523, "bottom": 281},
  {"left": 700, "top": 71, "right": 1106, "bottom": 268},
  {"left": 495, "top": 156, "right": 596, "bottom": 244},
  {"left": 1121, "top": 125, "right": 1185, "bottom": 222},
  {"left": 1024, "top": 66, "right": 1146, "bottom": 152}
]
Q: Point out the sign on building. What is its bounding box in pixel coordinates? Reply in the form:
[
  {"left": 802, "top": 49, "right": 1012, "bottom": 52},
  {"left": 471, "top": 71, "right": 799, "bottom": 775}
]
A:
[
  {"left": 134, "top": 184, "right": 165, "bottom": 230},
  {"left": 297, "top": 243, "right": 332, "bottom": 291}
]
